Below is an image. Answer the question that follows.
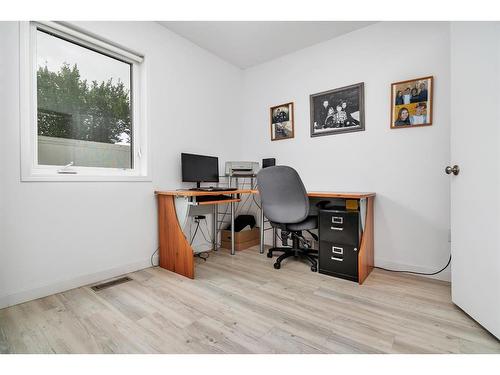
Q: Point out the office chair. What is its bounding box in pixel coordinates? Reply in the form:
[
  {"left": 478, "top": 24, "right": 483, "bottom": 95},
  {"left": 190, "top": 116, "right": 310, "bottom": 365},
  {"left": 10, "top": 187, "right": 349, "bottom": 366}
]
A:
[{"left": 257, "top": 166, "right": 319, "bottom": 272}]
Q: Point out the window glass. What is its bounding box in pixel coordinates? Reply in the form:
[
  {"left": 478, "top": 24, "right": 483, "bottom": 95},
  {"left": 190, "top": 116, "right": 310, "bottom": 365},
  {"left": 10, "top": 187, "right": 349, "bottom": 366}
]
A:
[{"left": 36, "top": 29, "right": 133, "bottom": 169}]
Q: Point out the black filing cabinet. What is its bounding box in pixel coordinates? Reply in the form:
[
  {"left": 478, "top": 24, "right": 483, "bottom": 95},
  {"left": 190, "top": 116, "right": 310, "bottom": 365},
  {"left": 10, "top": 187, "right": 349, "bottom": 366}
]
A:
[{"left": 318, "top": 209, "right": 360, "bottom": 282}]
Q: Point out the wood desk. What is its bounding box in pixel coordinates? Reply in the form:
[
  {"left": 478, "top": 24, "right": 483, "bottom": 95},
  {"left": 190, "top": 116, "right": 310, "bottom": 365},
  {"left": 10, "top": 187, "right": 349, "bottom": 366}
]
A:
[
  {"left": 155, "top": 189, "right": 250, "bottom": 278},
  {"left": 155, "top": 189, "right": 375, "bottom": 284}
]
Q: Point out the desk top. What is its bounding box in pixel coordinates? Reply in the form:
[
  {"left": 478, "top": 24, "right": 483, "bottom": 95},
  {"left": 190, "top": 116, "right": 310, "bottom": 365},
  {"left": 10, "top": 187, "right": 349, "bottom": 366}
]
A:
[
  {"left": 306, "top": 191, "right": 375, "bottom": 199},
  {"left": 155, "top": 189, "right": 254, "bottom": 196},
  {"left": 155, "top": 189, "right": 375, "bottom": 199}
]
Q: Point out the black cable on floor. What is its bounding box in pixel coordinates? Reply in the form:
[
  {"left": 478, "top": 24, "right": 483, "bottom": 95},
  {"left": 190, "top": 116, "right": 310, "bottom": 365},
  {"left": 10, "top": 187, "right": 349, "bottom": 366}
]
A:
[
  {"left": 191, "top": 219, "right": 213, "bottom": 258},
  {"left": 150, "top": 247, "right": 159, "bottom": 267},
  {"left": 374, "top": 254, "right": 451, "bottom": 276},
  {"left": 190, "top": 221, "right": 200, "bottom": 245},
  {"left": 195, "top": 252, "right": 210, "bottom": 262},
  {"left": 200, "top": 219, "right": 211, "bottom": 243}
]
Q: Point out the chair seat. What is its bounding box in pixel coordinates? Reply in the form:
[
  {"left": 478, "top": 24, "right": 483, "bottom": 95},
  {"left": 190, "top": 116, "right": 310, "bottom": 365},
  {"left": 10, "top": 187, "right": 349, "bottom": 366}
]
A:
[{"left": 271, "top": 216, "right": 318, "bottom": 231}]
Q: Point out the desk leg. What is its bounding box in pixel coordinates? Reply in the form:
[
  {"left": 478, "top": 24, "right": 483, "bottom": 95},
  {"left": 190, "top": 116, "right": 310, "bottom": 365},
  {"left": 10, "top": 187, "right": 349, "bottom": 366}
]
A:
[
  {"left": 213, "top": 204, "right": 218, "bottom": 251},
  {"left": 260, "top": 205, "right": 265, "bottom": 254},
  {"left": 358, "top": 196, "right": 375, "bottom": 284},
  {"left": 157, "top": 195, "right": 194, "bottom": 279},
  {"left": 230, "top": 200, "right": 235, "bottom": 255}
]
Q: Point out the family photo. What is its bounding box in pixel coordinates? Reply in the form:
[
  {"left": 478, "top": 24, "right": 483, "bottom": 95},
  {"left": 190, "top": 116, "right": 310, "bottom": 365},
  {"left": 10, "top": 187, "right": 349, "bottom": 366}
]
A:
[
  {"left": 270, "top": 102, "right": 294, "bottom": 140},
  {"left": 310, "top": 82, "right": 365, "bottom": 137},
  {"left": 391, "top": 76, "right": 433, "bottom": 128}
]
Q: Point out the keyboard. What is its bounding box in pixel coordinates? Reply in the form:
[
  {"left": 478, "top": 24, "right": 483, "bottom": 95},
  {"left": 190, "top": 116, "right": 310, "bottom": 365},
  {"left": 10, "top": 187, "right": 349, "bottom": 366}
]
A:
[
  {"left": 190, "top": 187, "right": 238, "bottom": 192},
  {"left": 196, "top": 195, "right": 233, "bottom": 202}
]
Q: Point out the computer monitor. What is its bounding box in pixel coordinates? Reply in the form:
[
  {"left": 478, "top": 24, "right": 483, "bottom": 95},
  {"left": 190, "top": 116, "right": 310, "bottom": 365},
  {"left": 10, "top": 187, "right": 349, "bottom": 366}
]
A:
[{"left": 181, "top": 153, "right": 219, "bottom": 188}]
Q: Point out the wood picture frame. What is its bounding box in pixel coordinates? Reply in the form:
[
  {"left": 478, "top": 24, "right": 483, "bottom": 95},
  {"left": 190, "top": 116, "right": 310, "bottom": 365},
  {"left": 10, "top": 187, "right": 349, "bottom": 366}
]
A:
[
  {"left": 391, "top": 76, "right": 433, "bottom": 129},
  {"left": 270, "top": 102, "right": 294, "bottom": 141},
  {"left": 310, "top": 82, "right": 365, "bottom": 137}
]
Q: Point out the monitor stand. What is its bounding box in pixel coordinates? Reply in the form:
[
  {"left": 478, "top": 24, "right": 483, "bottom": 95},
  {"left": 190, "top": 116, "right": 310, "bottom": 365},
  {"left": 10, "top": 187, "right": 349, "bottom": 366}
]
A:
[{"left": 189, "top": 182, "right": 203, "bottom": 191}]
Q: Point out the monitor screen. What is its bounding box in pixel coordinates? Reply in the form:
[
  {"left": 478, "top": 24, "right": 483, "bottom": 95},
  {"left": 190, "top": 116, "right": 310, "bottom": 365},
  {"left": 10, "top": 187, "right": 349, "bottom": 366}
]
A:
[{"left": 181, "top": 153, "right": 219, "bottom": 183}]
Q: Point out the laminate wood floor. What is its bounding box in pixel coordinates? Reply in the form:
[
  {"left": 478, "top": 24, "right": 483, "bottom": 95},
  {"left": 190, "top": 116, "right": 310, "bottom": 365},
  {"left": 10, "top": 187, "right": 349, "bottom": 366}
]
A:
[{"left": 1, "top": 246, "right": 499, "bottom": 354}]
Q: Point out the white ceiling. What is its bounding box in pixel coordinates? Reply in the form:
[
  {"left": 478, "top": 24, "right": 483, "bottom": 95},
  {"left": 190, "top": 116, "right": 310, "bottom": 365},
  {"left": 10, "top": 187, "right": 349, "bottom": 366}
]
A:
[{"left": 158, "top": 21, "right": 376, "bottom": 69}]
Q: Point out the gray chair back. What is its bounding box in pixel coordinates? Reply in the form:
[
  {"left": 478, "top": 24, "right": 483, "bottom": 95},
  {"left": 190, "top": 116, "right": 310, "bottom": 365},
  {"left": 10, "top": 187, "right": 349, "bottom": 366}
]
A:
[{"left": 257, "top": 166, "right": 309, "bottom": 224}]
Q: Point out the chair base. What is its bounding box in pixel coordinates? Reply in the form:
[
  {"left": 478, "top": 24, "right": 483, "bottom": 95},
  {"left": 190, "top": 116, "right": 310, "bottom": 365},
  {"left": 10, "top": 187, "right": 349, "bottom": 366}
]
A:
[{"left": 267, "top": 246, "right": 319, "bottom": 272}]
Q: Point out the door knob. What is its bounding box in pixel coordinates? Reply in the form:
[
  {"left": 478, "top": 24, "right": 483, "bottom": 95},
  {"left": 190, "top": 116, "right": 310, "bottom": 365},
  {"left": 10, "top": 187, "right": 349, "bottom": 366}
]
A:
[{"left": 445, "top": 165, "right": 460, "bottom": 175}]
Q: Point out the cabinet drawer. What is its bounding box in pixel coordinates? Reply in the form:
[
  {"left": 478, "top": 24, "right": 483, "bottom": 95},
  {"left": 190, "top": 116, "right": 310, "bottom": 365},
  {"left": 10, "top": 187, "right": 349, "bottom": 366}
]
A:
[
  {"left": 319, "top": 210, "right": 359, "bottom": 246},
  {"left": 319, "top": 241, "right": 358, "bottom": 281}
]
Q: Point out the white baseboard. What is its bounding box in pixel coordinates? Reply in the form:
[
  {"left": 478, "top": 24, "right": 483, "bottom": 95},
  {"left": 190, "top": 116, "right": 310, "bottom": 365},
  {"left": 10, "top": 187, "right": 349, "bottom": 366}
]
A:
[
  {"left": 265, "top": 237, "right": 451, "bottom": 282},
  {"left": 375, "top": 258, "right": 451, "bottom": 282},
  {"left": 0, "top": 256, "right": 159, "bottom": 310}
]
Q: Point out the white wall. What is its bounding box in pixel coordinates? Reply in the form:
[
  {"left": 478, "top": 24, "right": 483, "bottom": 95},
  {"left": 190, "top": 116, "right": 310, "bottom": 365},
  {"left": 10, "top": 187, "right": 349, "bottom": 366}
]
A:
[
  {"left": 0, "top": 21, "right": 242, "bottom": 308},
  {"left": 238, "top": 22, "right": 451, "bottom": 279},
  {"left": 0, "top": 22, "right": 454, "bottom": 309}
]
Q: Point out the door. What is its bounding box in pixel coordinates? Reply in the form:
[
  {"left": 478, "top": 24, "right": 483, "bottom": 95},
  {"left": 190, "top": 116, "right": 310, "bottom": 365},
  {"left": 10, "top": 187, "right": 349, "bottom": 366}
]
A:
[{"left": 450, "top": 22, "right": 500, "bottom": 338}]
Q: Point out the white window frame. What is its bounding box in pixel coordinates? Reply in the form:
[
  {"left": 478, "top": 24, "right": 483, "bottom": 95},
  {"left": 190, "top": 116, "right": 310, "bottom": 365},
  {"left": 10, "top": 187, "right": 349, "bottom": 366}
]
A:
[{"left": 19, "top": 21, "right": 150, "bottom": 182}]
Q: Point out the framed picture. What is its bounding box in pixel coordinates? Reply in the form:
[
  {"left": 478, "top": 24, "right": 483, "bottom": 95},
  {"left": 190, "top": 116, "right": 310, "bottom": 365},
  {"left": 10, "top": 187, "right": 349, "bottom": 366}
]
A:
[
  {"left": 310, "top": 82, "right": 365, "bottom": 137},
  {"left": 270, "top": 102, "right": 294, "bottom": 141},
  {"left": 391, "top": 76, "right": 433, "bottom": 129}
]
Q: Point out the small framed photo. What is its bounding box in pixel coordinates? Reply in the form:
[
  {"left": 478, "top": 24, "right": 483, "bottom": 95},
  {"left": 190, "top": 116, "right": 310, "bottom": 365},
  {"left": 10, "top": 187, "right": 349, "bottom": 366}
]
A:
[
  {"left": 391, "top": 76, "right": 433, "bottom": 129},
  {"left": 310, "top": 82, "right": 365, "bottom": 137},
  {"left": 270, "top": 102, "right": 294, "bottom": 141}
]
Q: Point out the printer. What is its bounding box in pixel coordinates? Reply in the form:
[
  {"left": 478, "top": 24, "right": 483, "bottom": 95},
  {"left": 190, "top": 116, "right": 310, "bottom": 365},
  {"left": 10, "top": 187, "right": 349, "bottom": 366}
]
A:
[{"left": 224, "top": 161, "right": 260, "bottom": 177}]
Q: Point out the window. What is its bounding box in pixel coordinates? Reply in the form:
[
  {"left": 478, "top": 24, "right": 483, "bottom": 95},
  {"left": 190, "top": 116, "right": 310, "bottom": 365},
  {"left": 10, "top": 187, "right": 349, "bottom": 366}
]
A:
[{"left": 20, "top": 22, "right": 149, "bottom": 181}]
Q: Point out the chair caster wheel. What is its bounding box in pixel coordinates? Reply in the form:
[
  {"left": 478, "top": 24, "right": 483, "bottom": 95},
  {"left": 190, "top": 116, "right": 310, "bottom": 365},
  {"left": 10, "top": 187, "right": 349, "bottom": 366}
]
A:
[
  {"left": 267, "top": 252, "right": 273, "bottom": 258},
  {"left": 311, "top": 266, "right": 317, "bottom": 272},
  {"left": 274, "top": 262, "right": 281, "bottom": 269}
]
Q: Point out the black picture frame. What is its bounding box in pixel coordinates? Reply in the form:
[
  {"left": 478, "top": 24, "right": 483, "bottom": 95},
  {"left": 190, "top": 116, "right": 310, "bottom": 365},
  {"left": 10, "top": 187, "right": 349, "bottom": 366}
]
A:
[
  {"left": 310, "top": 82, "right": 365, "bottom": 137},
  {"left": 270, "top": 102, "right": 294, "bottom": 141}
]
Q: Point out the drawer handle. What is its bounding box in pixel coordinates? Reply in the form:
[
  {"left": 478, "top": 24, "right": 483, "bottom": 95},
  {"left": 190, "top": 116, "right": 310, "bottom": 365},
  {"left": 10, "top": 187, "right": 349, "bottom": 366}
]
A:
[
  {"left": 330, "top": 227, "right": 343, "bottom": 231},
  {"left": 332, "top": 246, "right": 343, "bottom": 254},
  {"left": 332, "top": 216, "right": 343, "bottom": 224},
  {"left": 331, "top": 256, "right": 343, "bottom": 262}
]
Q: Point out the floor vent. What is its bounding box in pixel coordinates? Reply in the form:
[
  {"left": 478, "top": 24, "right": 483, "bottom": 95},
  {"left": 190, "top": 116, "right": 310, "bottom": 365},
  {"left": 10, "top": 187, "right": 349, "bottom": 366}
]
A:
[{"left": 90, "top": 276, "right": 132, "bottom": 292}]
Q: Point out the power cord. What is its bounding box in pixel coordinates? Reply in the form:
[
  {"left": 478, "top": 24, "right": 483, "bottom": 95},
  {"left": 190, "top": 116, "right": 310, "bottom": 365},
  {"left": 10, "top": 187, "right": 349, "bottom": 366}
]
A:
[
  {"left": 268, "top": 223, "right": 450, "bottom": 276},
  {"left": 150, "top": 247, "right": 159, "bottom": 267},
  {"left": 200, "top": 219, "right": 211, "bottom": 243},
  {"left": 374, "top": 254, "right": 451, "bottom": 276},
  {"left": 150, "top": 216, "right": 215, "bottom": 267},
  {"left": 195, "top": 252, "right": 210, "bottom": 261},
  {"left": 192, "top": 216, "right": 212, "bottom": 261},
  {"left": 190, "top": 221, "right": 201, "bottom": 244},
  {"left": 252, "top": 181, "right": 261, "bottom": 209}
]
